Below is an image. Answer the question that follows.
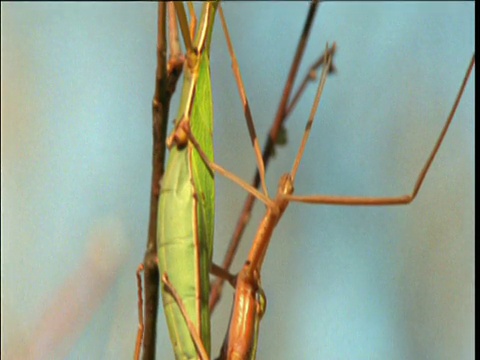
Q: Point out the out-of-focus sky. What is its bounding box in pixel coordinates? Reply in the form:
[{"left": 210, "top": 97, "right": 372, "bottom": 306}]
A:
[{"left": 2, "top": 2, "right": 474, "bottom": 359}]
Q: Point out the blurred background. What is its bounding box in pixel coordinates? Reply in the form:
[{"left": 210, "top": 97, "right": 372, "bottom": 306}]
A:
[{"left": 2, "top": 2, "right": 474, "bottom": 359}]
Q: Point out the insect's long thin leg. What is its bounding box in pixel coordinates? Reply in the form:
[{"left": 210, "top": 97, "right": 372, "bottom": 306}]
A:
[
  {"left": 210, "top": 263, "right": 236, "bottom": 288},
  {"left": 218, "top": 5, "right": 269, "bottom": 199},
  {"left": 161, "top": 274, "right": 209, "bottom": 360},
  {"left": 134, "top": 264, "right": 145, "bottom": 360},
  {"left": 286, "top": 54, "right": 475, "bottom": 206},
  {"left": 166, "top": 3, "right": 182, "bottom": 67},
  {"left": 173, "top": 3, "right": 194, "bottom": 54},
  {"left": 290, "top": 43, "right": 335, "bottom": 182},
  {"left": 181, "top": 121, "right": 274, "bottom": 208},
  {"left": 285, "top": 45, "right": 337, "bottom": 119},
  {"left": 187, "top": 2, "right": 197, "bottom": 42},
  {"left": 194, "top": 2, "right": 216, "bottom": 54}
]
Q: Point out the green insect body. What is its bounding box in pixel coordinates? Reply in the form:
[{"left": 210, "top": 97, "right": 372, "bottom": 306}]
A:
[{"left": 157, "top": 3, "right": 217, "bottom": 359}]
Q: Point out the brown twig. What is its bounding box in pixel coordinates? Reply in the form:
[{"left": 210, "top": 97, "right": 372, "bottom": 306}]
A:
[
  {"left": 141, "top": 3, "right": 184, "bottom": 359},
  {"left": 209, "top": 0, "right": 324, "bottom": 312}
]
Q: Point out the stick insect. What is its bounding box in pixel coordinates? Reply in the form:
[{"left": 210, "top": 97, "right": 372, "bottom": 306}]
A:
[
  {"left": 144, "top": 2, "right": 218, "bottom": 360},
  {"left": 169, "top": 3, "right": 474, "bottom": 359},
  {"left": 209, "top": 4, "right": 473, "bottom": 359}
]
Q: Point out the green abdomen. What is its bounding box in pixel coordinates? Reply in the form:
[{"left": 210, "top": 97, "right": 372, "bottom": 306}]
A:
[{"left": 157, "top": 146, "right": 211, "bottom": 359}]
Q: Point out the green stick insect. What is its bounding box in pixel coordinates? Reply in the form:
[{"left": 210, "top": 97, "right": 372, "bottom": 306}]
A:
[
  {"left": 155, "top": 2, "right": 218, "bottom": 359},
  {"left": 159, "top": 5, "right": 336, "bottom": 359}
]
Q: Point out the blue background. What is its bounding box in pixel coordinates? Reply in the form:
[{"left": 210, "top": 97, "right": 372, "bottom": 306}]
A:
[{"left": 2, "top": 2, "right": 474, "bottom": 359}]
